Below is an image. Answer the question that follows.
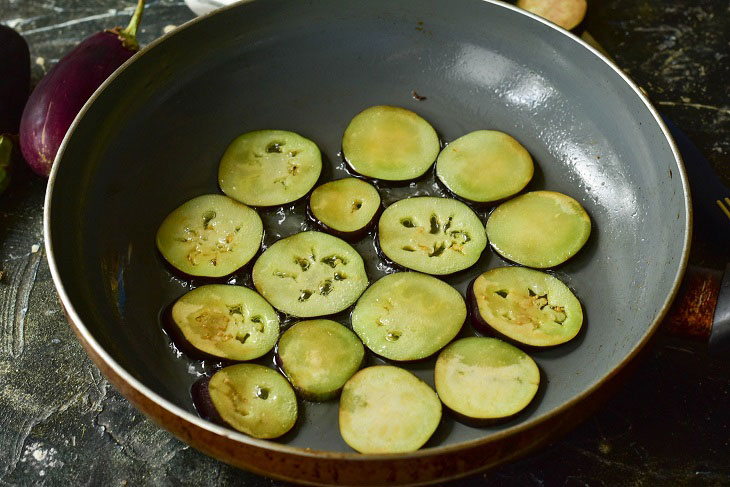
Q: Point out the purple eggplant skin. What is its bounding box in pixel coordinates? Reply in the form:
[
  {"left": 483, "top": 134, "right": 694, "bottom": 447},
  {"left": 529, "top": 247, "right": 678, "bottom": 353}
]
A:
[
  {"left": 19, "top": 0, "right": 145, "bottom": 177},
  {"left": 191, "top": 377, "right": 228, "bottom": 427},
  {"left": 0, "top": 25, "right": 30, "bottom": 135}
]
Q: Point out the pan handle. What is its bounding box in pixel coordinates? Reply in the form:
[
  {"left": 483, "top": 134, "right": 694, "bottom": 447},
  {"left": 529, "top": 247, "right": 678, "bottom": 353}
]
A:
[{"left": 665, "top": 264, "right": 730, "bottom": 356}]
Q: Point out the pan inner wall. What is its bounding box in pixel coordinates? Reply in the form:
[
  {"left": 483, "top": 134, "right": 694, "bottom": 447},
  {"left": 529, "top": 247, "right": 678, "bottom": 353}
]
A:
[{"left": 53, "top": 0, "right": 687, "bottom": 452}]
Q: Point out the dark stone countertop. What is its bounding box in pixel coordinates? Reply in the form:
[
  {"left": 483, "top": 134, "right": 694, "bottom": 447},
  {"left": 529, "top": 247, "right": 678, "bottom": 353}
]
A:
[{"left": 0, "top": 0, "right": 728, "bottom": 485}]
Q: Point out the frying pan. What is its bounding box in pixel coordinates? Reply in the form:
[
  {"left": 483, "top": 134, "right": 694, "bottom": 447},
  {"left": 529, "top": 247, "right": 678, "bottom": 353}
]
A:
[{"left": 43, "top": 0, "right": 691, "bottom": 485}]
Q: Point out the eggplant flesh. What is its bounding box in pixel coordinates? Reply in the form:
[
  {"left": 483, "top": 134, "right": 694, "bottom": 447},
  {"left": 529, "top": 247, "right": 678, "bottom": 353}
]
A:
[
  {"left": 351, "top": 272, "right": 466, "bottom": 361},
  {"left": 252, "top": 231, "right": 368, "bottom": 317},
  {"left": 436, "top": 130, "right": 533, "bottom": 204},
  {"left": 434, "top": 337, "right": 540, "bottom": 422},
  {"left": 219, "top": 130, "right": 322, "bottom": 207},
  {"left": 339, "top": 365, "right": 441, "bottom": 453},
  {"left": 192, "top": 364, "right": 298, "bottom": 439},
  {"left": 169, "top": 284, "right": 279, "bottom": 361},
  {"left": 378, "top": 196, "right": 487, "bottom": 275},
  {"left": 469, "top": 267, "right": 583, "bottom": 348},
  {"left": 342, "top": 105, "right": 440, "bottom": 181},
  {"left": 276, "top": 319, "right": 364, "bottom": 401},
  {"left": 0, "top": 25, "right": 30, "bottom": 136},
  {"left": 308, "top": 177, "right": 381, "bottom": 240},
  {"left": 156, "top": 194, "right": 263, "bottom": 278},
  {"left": 486, "top": 190, "right": 591, "bottom": 268}
]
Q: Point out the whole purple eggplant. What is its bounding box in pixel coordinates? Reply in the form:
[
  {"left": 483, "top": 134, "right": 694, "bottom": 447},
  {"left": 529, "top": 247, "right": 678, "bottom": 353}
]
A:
[
  {"left": 19, "top": 0, "right": 145, "bottom": 176},
  {"left": 0, "top": 24, "right": 30, "bottom": 136}
]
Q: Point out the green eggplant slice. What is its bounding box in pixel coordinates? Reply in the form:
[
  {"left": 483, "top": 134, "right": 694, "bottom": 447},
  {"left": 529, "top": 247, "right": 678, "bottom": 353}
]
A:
[
  {"left": 342, "top": 105, "right": 440, "bottom": 181},
  {"left": 219, "top": 129, "right": 322, "bottom": 206}
]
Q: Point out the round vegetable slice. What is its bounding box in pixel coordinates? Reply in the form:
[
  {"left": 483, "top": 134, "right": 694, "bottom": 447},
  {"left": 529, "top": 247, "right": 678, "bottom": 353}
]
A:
[
  {"left": 378, "top": 197, "right": 487, "bottom": 275},
  {"left": 436, "top": 130, "right": 533, "bottom": 203},
  {"left": 276, "top": 319, "right": 364, "bottom": 401},
  {"left": 351, "top": 272, "right": 466, "bottom": 361},
  {"left": 308, "top": 178, "right": 381, "bottom": 239},
  {"left": 339, "top": 366, "right": 441, "bottom": 453},
  {"left": 192, "top": 364, "right": 297, "bottom": 439},
  {"left": 156, "top": 194, "right": 263, "bottom": 278},
  {"left": 168, "top": 284, "right": 279, "bottom": 361},
  {"left": 218, "top": 129, "right": 322, "bottom": 206},
  {"left": 252, "top": 231, "right": 368, "bottom": 317},
  {"left": 434, "top": 337, "right": 540, "bottom": 422},
  {"left": 469, "top": 267, "right": 583, "bottom": 347},
  {"left": 342, "top": 105, "right": 440, "bottom": 181},
  {"left": 486, "top": 190, "right": 591, "bottom": 268}
]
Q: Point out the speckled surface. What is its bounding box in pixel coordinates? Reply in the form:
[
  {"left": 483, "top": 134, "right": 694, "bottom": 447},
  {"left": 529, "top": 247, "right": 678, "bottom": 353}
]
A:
[{"left": 0, "top": 1, "right": 728, "bottom": 486}]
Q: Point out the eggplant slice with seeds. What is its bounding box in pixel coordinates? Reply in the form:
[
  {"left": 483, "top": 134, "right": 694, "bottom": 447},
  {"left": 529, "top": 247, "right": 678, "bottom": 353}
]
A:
[
  {"left": 486, "top": 190, "right": 591, "bottom": 268},
  {"left": 192, "top": 364, "right": 297, "bottom": 439},
  {"left": 469, "top": 266, "right": 583, "bottom": 347},
  {"left": 436, "top": 130, "right": 533, "bottom": 204},
  {"left": 378, "top": 196, "right": 487, "bottom": 275},
  {"left": 168, "top": 284, "right": 279, "bottom": 361},
  {"left": 351, "top": 272, "right": 466, "bottom": 361},
  {"left": 342, "top": 105, "right": 440, "bottom": 181},
  {"left": 219, "top": 129, "right": 322, "bottom": 207},
  {"left": 339, "top": 365, "right": 442, "bottom": 453},
  {"left": 252, "top": 231, "right": 368, "bottom": 317},
  {"left": 156, "top": 194, "right": 263, "bottom": 278},
  {"left": 434, "top": 337, "right": 540, "bottom": 422},
  {"left": 276, "top": 319, "right": 364, "bottom": 401},
  {"left": 308, "top": 178, "right": 381, "bottom": 240}
]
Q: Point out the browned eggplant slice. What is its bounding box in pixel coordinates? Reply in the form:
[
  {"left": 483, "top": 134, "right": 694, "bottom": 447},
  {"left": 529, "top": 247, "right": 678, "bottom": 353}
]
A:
[
  {"left": 168, "top": 284, "right": 279, "bottom": 361},
  {"left": 469, "top": 266, "right": 583, "bottom": 347}
]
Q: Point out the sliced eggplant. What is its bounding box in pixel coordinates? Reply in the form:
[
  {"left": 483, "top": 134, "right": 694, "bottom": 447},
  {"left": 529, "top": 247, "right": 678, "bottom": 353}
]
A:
[
  {"left": 252, "top": 231, "right": 368, "bottom": 317},
  {"left": 351, "top": 272, "right": 466, "bottom": 361},
  {"left": 192, "top": 364, "right": 297, "bottom": 439},
  {"left": 156, "top": 194, "right": 263, "bottom": 278},
  {"left": 276, "top": 319, "right": 364, "bottom": 401},
  {"left": 378, "top": 197, "right": 487, "bottom": 275},
  {"left": 342, "top": 105, "right": 440, "bottom": 181},
  {"left": 436, "top": 130, "right": 533, "bottom": 203},
  {"left": 218, "top": 129, "right": 322, "bottom": 206},
  {"left": 469, "top": 267, "right": 583, "bottom": 347},
  {"left": 308, "top": 178, "right": 381, "bottom": 240},
  {"left": 168, "top": 284, "right": 279, "bottom": 361},
  {"left": 434, "top": 337, "right": 540, "bottom": 422},
  {"left": 486, "top": 190, "right": 591, "bottom": 268},
  {"left": 339, "top": 365, "right": 441, "bottom": 453}
]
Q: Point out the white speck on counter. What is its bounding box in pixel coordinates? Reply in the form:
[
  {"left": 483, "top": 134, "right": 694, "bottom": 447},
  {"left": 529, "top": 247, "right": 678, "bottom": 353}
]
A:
[
  {"left": 163, "top": 24, "right": 177, "bottom": 34},
  {"left": 31, "top": 244, "right": 39, "bottom": 253},
  {"left": 21, "top": 442, "right": 64, "bottom": 474},
  {"left": 36, "top": 57, "right": 46, "bottom": 74}
]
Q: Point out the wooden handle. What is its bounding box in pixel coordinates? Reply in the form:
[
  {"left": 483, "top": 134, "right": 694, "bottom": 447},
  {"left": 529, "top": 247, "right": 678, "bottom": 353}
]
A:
[{"left": 664, "top": 266, "right": 723, "bottom": 340}]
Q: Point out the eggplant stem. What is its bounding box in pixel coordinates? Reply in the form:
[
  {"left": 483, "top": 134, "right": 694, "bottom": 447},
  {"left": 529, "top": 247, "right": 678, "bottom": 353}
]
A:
[
  {"left": 122, "top": 0, "right": 146, "bottom": 39},
  {"left": 111, "top": 0, "right": 145, "bottom": 51}
]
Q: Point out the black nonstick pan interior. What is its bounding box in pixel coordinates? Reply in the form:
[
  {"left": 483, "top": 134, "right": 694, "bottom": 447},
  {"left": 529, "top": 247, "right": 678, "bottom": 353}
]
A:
[{"left": 46, "top": 0, "right": 689, "bottom": 458}]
